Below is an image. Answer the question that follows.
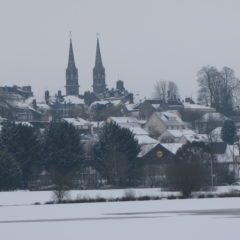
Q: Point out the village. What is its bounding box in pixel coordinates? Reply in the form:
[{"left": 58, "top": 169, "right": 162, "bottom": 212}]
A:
[
  {"left": 0, "top": 37, "right": 239, "bottom": 191},
  {"left": 2, "top": 2, "right": 240, "bottom": 240}
]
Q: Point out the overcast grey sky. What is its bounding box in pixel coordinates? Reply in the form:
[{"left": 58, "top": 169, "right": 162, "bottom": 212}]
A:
[{"left": 0, "top": 0, "right": 240, "bottom": 101}]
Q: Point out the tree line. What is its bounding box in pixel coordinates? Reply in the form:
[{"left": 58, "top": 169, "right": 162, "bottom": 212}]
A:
[
  {"left": 0, "top": 121, "right": 141, "bottom": 192},
  {"left": 0, "top": 119, "right": 235, "bottom": 198},
  {"left": 154, "top": 65, "right": 240, "bottom": 116}
]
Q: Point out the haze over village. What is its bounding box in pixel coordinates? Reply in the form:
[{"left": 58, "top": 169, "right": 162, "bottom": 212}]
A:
[{"left": 1, "top": 1, "right": 240, "bottom": 240}]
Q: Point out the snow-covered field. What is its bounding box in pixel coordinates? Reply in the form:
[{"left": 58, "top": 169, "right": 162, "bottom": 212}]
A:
[
  {"left": 0, "top": 187, "right": 240, "bottom": 240},
  {"left": 0, "top": 186, "right": 239, "bottom": 206},
  {"left": 0, "top": 197, "right": 240, "bottom": 240}
]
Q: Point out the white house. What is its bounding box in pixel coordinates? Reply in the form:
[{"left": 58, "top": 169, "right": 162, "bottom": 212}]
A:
[{"left": 144, "top": 110, "right": 187, "bottom": 137}]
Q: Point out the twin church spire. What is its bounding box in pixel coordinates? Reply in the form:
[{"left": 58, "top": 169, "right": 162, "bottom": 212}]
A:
[
  {"left": 93, "top": 38, "right": 106, "bottom": 94},
  {"left": 65, "top": 36, "right": 106, "bottom": 96},
  {"left": 66, "top": 38, "right": 79, "bottom": 96}
]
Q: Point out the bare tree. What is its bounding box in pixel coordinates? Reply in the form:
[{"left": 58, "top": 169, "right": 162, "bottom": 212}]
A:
[
  {"left": 197, "top": 66, "right": 220, "bottom": 107},
  {"left": 168, "top": 81, "right": 179, "bottom": 100},
  {"left": 197, "top": 66, "right": 240, "bottom": 115},
  {"left": 153, "top": 80, "right": 167, "bottom": 101},
  {"left": 153, "top": 80, "right": 180, "bottom": 101},
  {"left": 220, "top": 67, "right": 240, "bottom": 113}
]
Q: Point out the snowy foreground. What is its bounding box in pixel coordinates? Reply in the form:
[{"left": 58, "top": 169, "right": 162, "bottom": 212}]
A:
[
  {"left": 0, "top": 187, "right": 240, "bottom": 240},
  {"left": 0, "top": 197, "right": 240, "bottom": 240}
]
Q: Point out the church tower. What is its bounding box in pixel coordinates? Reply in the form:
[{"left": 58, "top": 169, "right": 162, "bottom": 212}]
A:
[
  {"left": 66, "top": 38, "right": 79, "bottom": 96},
  {"left": 93, "top": 38, "right": 106, "bottom": 94}
]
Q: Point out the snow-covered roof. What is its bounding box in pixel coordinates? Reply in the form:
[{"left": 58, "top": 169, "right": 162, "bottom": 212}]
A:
[
  {"left": 167, "top": 129, "right": 196, "bottom": 138},
  {"left": 110, "top": 99, "right": 122, "bottom": 106},
  {"left": 197, "top": 112, "right": 230, "bottom": 122},
  {"left": 63, "top": 118, "right": 92, "bottom": 127},
  {"left": 90, "top": 99, "right": 122, "bottom": 108},
  {"left": 125, "top": 103, "right": 139, "bottom": 112},
  {"left": 90, "top": 100, "right": 110, "bottom": 108},
  {"left": 183, "top": 102, "right": 215, "bottom": 111},
  {"left": 184, "top": 133, "right": 208, "bottom": 142},
  {"left": 155, "top": 111, "right": 185, "bottom": 126},
  {"left": 138, "top": 143, "right": 159, "bottom": 158},
  {"left": 63, "top": 96, "right": 84, "bottom": 105},
  {"left": 0, "top": 116, "right": 7, "bottom": 122},
  {"left": 152, "top": 104, "right": 160, "bottom": 110},
  {"left": 91, "top": 121, "right": 104, "bottom": 128},
  {"left": 10, "top": 100, "right": 34, "bottom": 110},
  {"left": 161, "top": 143, "right": 183, "bottom": 154},
  {"left": 133, "top": 93, "right": 144, "bottom": 104},
  {"left": 216, "top": 145, "right": 239, "bottom": 163},
  {"left": 15, "top": 121, "right": 33, "bottom": 127},
  {"left": 25, "top": 96, "right": 45, "bottom": 104},
  {"left": 127, "top": 127, "right": 148, "bottom": 136},
  {"left": 209, "top": 127, "right": 223, "bottom": 142},
  {"left": 135, "top": 135, "right": 159, "bottom": 145},
  {"left": 109, "top": 117, "right": 141, "bottom": 128},
  {"left": 7, "top": 100, "right": 41, "bottom": 114},
  {"left": 37, "top": 103, "right": 51, "bottom": 110},
  {"left": 25, "top": 97, "right": 50, "bottom": 110}
]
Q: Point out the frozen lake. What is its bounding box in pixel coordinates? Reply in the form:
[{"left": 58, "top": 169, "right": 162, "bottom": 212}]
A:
[{"left": 0, "top": 197, "right": 239, "bottom": 240}]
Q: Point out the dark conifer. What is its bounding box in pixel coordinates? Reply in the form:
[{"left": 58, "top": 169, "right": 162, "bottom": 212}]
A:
[
  {"left": 221, "top": 120, "right": 236, "bottom": 144},
  {"left": 0, "top": 148, "right": 22, "bottom": 190},
  {"left": 94, "top": 122, "right": 140, "bottom": 186}
]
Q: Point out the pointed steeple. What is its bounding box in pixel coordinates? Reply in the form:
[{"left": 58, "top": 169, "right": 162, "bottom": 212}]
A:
[
  {"left": 66, "top": 37, "right": 79, "bottom": 96},
  {"left": 67, "top": 38, "right": 76, "bottom": 69},
  {"left": 95, "top": 38, "right": 103, "bottom": 67},
  {"left": 93, "top": 37, "right": 106, "bottom": 94}
]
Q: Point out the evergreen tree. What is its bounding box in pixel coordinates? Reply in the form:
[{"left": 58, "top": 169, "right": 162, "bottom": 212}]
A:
[
  {"left": 0, "top": 148, "right": 22, "bottom": 190},
  {"left": 43, "top": 121, "right": 83, "bottom": 188},
  {"left": 0, "top": 122, "right": 41, "bottom": 189},
  {"left": 94, "top": 122, "right": 140, "bottom": 186},
  {"left": 221, "top": 120, "right": 236, "bottom": 144}
]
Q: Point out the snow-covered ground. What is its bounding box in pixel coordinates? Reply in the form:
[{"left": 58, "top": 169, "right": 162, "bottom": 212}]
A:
[
  {"left": 0, "top": 197, "right": 240, "bottom": 240},
  {"left": 0, "top": 188, "right": 177, "bottom": 206},
  {"left": 0, "top": 186, "right": 240, "bottom": 206}
]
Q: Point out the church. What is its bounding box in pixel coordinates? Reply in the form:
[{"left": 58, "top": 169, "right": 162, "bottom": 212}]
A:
[
  {"left": 41, "top": 36, "right": 133, "bottom": 119},
  {"left": 64, "top": 36, "right": 133, "bottom": 105}
]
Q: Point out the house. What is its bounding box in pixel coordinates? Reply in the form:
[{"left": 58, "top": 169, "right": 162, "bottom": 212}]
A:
[
  {"left": 161, "top": 143, "right": 183, "bottom": 155},
  {"left": 195, "top": 112, "right": 230, "bottom": 133},
  {"left": 209, "top": 127, "right": 223, "bottom": 142},
  {"left": 5, "top": 99, "right": 41, "bottom": 121},
  {"left": 0, "top": 88, "right": 42, "bottom": 121},
  {"left": 144, "top": 110, "right": 187, "bottom": 138},
  {"left": 0, "top": 85, "right": 33, "bottom": 99},
  {"left": 62, "top": 117, "right": 92, "bottom": 134},
  {"left": 181, "top": 101, "right": 215, "bottom": 124},
  {"left": 159, "top": 129, "right": 207, "bottom": 144},
  {"left": 135, "top": 134, "right": 174, "bottom": 187},
  {"left": 209, "top": 142, "right": 240, "bottom": 183},
  {"left": 123, "top": 102, "right": 140, "bottom": 118},
  {"left": 90, "top": 100, "right": 123, "bottom": 121},
  {"left": 229, "top": 116, "right": 240, "bottom": 129},
  {"left": 25, "top": 97, "right": 52, "bottom": 121},
  {"left": 106, "top": 120, "right": 175, "bottom": 187},
  {"left": 179, "top": 133, "right": 208, "bottom": 144},
  {"left": 107, "top": 116, "right": 141, "bottom": 128},
  {"left": 139, "top": 99, "right": 165, "bottom": 120},
  {"left": 45, "top": 91, "right": 86, "bottom": 119}
]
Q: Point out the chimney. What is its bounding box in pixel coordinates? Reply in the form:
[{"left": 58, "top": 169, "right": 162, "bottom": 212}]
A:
[
  {"left": 45, "top": 90, "right": 50, "bottom": 104},
  {"left": 32, "top": 99, "right": 37, "bottom": 109},
  {"left": 58, "top": 90, "right": 62, "bottom": 99},
  {"left": 128, "top": 93, "right": 134, "bottom": 104}
]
